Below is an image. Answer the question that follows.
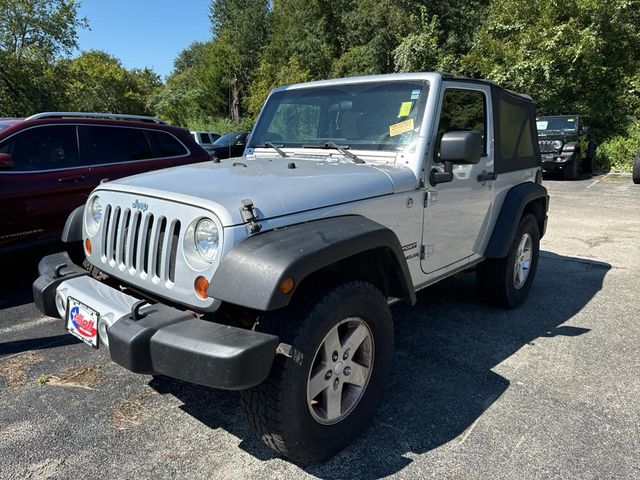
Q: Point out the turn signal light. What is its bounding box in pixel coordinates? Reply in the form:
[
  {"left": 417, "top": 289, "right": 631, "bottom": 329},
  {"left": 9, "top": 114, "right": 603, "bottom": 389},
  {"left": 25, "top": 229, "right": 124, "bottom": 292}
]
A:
[
  {"left": 279, "top": 277, "right": 295, "bottom": 295},
  {"left": 194, "top": 276, "right": 209, "bottom": 299},
  {"left": 85, "top": 238, "right": 92, "bottom": 256}
]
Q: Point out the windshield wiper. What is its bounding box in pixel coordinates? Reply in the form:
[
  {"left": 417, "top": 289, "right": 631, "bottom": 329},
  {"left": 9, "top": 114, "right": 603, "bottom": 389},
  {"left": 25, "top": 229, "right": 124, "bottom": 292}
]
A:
[
  {"left": 253, "top": 142, "right": 288, "bottom": 158},
  {"left": 301, "top": 142, "right": 365, "bottom": 164}
]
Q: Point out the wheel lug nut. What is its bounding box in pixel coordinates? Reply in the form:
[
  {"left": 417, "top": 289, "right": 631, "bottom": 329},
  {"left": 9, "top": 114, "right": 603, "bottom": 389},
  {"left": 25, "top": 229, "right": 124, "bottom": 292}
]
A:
[
  {"left": 325, "top": 370, "right": 332, "bottom": 380},
  {"left": 332, "top": 351, "right": 338, "bottom": 362},
  {"left": 343, "top": 349, "right": 350, "bottom": 360},
  {"left": 333, "top": 378, "right": 339, "bottom": 389},
  {"left": 344, "top": 366, "right": 351, "bottom": 376}
]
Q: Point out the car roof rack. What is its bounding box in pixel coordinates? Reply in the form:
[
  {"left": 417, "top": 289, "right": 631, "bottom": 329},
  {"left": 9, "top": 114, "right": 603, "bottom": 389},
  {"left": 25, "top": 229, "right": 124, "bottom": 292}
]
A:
[{"left": 25, "top": 112, "right": 168, "bottom": 125}]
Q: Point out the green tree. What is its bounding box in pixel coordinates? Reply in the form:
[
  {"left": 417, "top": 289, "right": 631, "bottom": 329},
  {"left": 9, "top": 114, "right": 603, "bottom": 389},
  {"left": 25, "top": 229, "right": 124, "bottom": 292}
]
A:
[
  {"left": 463, "top": 0, "right": 640, "bottom": 139},
  {"left": 209, "top": 0, "right": 270, "bottom": 121},
  {"left": 0, "top": 0, "right": 87, "bottom": 115},
  {"left": 151, "top": 40, "right": 239, "bottom": 126},
  {"left": 63, "top": 50, "right": 159, "bottom": 114}
]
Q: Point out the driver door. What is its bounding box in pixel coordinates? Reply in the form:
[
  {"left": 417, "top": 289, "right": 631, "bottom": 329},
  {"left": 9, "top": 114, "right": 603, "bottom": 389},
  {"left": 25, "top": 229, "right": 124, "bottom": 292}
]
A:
[{"left": 421, "top": 82, "right": 496, "bottom": 274}]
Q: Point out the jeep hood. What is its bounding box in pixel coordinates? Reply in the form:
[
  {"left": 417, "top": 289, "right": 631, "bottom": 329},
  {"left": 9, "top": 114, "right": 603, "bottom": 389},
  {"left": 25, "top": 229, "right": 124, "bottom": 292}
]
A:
[{"left": 99, "top": 156, "right": 417, "bottom": 227}]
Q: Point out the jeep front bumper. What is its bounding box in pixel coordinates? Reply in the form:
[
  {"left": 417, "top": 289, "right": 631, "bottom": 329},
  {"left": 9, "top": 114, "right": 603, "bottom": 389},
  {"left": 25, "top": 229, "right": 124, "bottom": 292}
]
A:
[
  {"left": 32, "top": 252, "right": 279, "bottom": 390},
  {"left": 541, "top": 153, "right": 574, "bottom": 169}
]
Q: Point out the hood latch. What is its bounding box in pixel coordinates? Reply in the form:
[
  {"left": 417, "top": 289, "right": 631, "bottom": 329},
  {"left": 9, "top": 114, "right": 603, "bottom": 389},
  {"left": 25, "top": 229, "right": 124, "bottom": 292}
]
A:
[{"left": 240, "top": 199, "right": 262, "bottom": 234}]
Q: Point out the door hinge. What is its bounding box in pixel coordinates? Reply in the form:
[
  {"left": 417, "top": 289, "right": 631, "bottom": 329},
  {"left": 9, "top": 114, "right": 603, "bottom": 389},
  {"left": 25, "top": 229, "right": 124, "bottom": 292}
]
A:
[
  {"left": 420, "top": 245, "right": 434, "bottom": 260},
  {"left": 424, "top": 190, "right": 438, "bottom": 208}
]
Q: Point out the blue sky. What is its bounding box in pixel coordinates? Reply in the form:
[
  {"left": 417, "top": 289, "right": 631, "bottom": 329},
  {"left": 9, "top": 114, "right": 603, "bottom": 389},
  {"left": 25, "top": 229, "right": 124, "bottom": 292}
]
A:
[{"left": 76, "top": 0, "right": 213, "bottom": 78}]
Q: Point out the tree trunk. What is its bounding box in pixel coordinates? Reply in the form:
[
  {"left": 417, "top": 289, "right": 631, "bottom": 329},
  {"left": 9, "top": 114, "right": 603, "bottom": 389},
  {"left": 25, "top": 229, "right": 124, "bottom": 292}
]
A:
[{"left": 230, "top": 76, "right": 240, "bottom": 123}]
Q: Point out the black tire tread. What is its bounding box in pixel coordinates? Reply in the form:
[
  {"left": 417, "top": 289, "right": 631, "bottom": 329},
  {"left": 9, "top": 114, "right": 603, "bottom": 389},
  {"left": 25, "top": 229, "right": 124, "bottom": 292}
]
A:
[
  {"left": 632, "top": 151, "right": 640, "bottom": 185},
  {"left": 477, "top": 214, "right": 540, "bottom": 308},
  {"left": 240, "top": 281, "right": 389, "bottom": 463}
]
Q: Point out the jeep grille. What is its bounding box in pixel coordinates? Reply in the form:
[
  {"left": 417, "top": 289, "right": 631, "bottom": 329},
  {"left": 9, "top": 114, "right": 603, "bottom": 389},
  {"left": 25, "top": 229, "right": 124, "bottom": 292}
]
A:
[
  {"left": 538, "top": 140, "right": 559, "bottom": 154},
  {"left": 102, "top": 205, "right": 181, "bottom": 283},
  {"left": 86, "top": 190, "right": 220, "bottom": 311}
]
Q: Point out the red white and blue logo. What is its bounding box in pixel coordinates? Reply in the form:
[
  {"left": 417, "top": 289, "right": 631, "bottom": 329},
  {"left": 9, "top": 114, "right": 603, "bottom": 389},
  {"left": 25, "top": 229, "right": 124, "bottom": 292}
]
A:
[{"left": 69, "top": 306, "right": 97, "bottom": 338}]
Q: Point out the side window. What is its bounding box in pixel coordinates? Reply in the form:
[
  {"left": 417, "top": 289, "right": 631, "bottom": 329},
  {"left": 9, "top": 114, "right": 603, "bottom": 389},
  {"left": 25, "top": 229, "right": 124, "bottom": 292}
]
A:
[
  {"left": 199, "top": 133, "right": 211, "bottom": 144},
  {"left": 83, "top": 126, "right": 152, "bottom": 165},
  {"left": 435, "top": 89, "right": 487, "bottom": 157},
  {"left": 498, "top": 100, "right": 534, "bottom": 159},
  {"left": 0, "top": 125, "right": 79, "bottom": 171},
  {"left": 146, "top": 130, "right": 188, "bottom": 158}
]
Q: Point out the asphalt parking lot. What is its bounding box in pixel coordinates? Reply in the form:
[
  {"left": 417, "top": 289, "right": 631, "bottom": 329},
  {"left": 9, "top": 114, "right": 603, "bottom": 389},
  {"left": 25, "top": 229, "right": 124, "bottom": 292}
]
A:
[{"left": 1, "top": 173, "right": 639, "bottom": 480}]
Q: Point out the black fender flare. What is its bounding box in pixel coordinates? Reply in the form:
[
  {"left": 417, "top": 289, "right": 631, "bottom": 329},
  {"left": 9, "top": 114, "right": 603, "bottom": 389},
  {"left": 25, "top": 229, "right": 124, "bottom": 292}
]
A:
[
  {"left": 484, "top": 183, "right": 549, "bottom": 259},
  {"left": 61, "top": 205, "right": 84, "bottom": 243},
  {"left": 208, "top": 215, "right": 416, "bottom": 311}
]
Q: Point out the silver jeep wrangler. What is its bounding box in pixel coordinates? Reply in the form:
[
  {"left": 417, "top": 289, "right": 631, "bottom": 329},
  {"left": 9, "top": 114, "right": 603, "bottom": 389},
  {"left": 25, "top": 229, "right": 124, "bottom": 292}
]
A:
[{"left": 33, "top": 72, "right": 548, "bottom": 463}]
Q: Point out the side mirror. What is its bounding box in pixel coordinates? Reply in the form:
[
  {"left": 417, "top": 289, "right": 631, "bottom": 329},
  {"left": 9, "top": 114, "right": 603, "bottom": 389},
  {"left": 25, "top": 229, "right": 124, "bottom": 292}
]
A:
[
  {"left": 581, "top": 126, "right": 590, "bottom": 134},
  {"left": 0, "top": 153, "right": 14, "bottom": 169},
  {"left": 440, "top": 131, "right": 483, "bottom": 165}
]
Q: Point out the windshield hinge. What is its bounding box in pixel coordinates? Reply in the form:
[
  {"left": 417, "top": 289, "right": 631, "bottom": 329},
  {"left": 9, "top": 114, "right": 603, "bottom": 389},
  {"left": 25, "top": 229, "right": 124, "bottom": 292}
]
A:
[{"left": 240, "top": 199, "right": 262, "bottom": 234}]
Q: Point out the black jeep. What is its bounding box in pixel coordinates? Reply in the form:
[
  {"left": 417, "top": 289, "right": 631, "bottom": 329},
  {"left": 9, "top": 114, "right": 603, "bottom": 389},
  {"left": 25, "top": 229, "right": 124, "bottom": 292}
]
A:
[{"left": 537, "top": 115, "right": 595, "bottom": 180}]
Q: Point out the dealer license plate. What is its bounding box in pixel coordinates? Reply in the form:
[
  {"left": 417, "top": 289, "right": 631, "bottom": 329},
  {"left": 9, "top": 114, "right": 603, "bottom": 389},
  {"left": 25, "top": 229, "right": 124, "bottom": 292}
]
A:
[{"left": 66, "top": 297, "right": 99, "bottom": 348}]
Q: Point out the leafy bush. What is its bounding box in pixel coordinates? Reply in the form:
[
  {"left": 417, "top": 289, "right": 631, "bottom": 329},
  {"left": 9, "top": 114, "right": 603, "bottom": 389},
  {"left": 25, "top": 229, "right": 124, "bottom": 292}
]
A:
[
  {"left": 184, "top": 116, "right": 254, "bottom": 135},
  {"left": 594, "top": 121, "right": 640, "bottom": 173}
]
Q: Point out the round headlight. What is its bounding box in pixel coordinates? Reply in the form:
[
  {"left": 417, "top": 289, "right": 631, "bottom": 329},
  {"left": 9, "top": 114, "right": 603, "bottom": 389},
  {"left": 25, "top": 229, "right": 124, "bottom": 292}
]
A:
[
  {"left": 194, "top": 218, "right": 219, "bottom": 262},
  {"left": 90, "top": 196, "right": 102, "bottom": 224},
  {"left": 86, "top": 195, "right": 102, "bottom": 236},
  {"left": 552, "top": 140, "right": 563, "bottom": 150}
]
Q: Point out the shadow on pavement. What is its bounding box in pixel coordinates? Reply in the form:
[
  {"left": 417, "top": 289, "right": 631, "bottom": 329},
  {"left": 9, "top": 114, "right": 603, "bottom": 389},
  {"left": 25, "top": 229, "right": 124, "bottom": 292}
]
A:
[
  {"left": 0, "top": 334, "right": 79, "bottom": 358},
  {"left": 147, "top": 250, "right": 609, "bottom": 477},
  {"left": 0, "top": 242, "right": 82, "bottom": 310}
]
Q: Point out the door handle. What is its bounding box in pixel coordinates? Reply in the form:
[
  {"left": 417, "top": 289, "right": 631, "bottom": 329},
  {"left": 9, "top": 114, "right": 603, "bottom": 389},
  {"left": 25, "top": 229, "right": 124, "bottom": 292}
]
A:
[
  {"left": 58, "top": 175, "right": 86, "bottom": 184},
  {"left": 477, "top": 171, "right": 497, "bottom": 183}
]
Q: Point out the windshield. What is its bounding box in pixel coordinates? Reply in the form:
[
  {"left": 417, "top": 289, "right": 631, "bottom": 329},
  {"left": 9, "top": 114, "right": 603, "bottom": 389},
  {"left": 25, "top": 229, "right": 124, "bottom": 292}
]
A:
[
  {"left": 213, "top": 132, "right": 243, "bottom": 146},
  {"left": 249, "top": 81, "right": 429, "bottom": 152},
  {"left": 537, "top": 117, "right": 578, "bottom": 133}
]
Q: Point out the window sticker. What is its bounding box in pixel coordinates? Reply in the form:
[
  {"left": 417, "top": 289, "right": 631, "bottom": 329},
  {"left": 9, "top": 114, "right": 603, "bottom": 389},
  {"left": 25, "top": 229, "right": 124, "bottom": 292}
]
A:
[
  {"left": 389, "top": 118, "right": 414, "bottom": 137},
  {"left": 536, "top": 121, "right": 548, "bottom": 130},
  {"left": 398, "top": 101, "right": 413, "bottom": 117},
  {"left": 410, "top": 89, "right": 421, "bottom": 100},
  {"left": 567, "top": 118, "right": 575, "bottom": 122}
]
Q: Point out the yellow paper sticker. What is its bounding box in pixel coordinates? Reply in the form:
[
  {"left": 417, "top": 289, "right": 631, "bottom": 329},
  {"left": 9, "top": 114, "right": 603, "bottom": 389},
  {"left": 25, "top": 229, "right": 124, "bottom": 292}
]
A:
[
  {"left": 398, "top": 101, "right": 412, "bottom": 117},
  {"left": 567, "top": 118, "right": 575, "bottom": 122},
  {"left": 389, "top": 118, "right": 414, "bottom": 137}
]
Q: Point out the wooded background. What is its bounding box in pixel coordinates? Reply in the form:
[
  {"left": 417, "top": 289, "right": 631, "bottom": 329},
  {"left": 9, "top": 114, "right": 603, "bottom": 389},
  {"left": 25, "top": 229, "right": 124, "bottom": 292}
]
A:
[{"left": 1, "top": 0, "right": 639, "bottom": 171}]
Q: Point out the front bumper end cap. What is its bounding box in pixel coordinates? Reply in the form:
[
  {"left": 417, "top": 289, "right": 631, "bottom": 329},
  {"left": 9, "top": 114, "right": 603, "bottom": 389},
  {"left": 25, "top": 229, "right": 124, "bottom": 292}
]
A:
[{"left": 108, "top": 304, "right": 280, "bottom": 390}]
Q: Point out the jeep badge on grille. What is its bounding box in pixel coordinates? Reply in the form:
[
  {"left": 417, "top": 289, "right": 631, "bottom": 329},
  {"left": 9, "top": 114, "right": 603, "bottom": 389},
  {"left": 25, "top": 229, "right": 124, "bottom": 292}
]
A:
[{"left": 132, "top": 200, "right": 148, "bottom": 212}]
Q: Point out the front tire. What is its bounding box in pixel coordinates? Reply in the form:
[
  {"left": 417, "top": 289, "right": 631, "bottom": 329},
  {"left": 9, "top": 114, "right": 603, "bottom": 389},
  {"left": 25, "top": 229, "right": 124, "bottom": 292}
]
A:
[
  {"left": 240, "top": 281, "right": 393, "bottom": 463},
  {"left": 563, "top": 154, "right": 580, "bottom": 180},
  {"left": 477, "top": 214, "right": 540, "bottom": 308}
]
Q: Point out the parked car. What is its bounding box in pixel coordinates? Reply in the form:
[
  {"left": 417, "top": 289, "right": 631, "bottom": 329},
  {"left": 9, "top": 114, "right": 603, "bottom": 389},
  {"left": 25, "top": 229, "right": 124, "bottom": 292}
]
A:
[
  {"left": 633, "top": 150, "right": 640, "bottom": 184},
  {"left": 34, "top": 73, "right": 547, "bottom": 463},
  {"left": 0, "top": 112, "right": 209, "bottom": 253},
  {"left": 536, "top": 115, "right": 595, "bottom": 179},
  {"left": 190, "top": 130, "right": 221, "bottom": 155},
  {"left": 208, "top": 131, "right": 249, "bottom": 160}
]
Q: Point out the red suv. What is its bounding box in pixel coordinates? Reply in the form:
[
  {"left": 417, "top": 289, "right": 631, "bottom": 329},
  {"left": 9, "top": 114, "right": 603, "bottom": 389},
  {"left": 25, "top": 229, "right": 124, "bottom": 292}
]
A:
[{"left": 0, "top": 112, "right": 209, "bottom": 252}]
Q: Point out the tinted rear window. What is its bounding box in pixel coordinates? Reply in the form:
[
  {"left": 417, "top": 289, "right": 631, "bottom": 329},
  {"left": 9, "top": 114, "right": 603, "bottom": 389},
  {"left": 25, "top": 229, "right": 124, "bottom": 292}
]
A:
[
  {"left": 146, "top": 130, "right": 188, "bottom": 158},
  {"left": 82, "top": 126, "right": 153, "bottom": 164},
  {"left": 213, "top": 133, "right": 242, "bottom": 146},
  {"left": 200, "top": 133, "right": 211, "bottom": 144},
  {"left": 0, "top": 125, "right": 79, "bottom": 171}
]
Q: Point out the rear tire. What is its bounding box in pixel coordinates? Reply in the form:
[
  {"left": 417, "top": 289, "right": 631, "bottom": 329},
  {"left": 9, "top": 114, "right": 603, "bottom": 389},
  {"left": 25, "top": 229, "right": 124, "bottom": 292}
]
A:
[
  {"left": 240, "top": 281, "right": 393, "bottom": 463},
  {"left": 477, "top": 214, "right": 540, "bottom": 308},
  {"left": 633, "top": 150, "right": 640, "bottom": 185}
]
